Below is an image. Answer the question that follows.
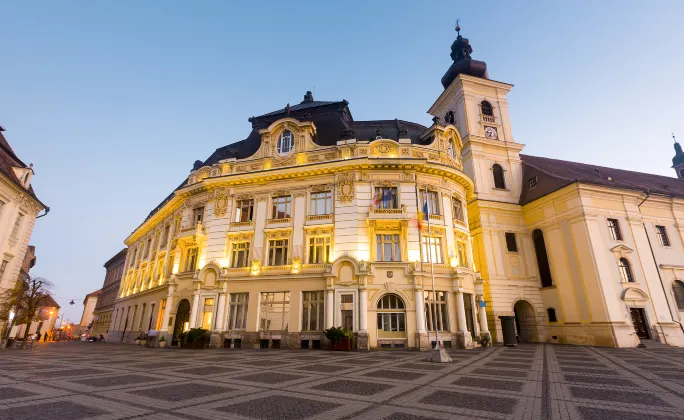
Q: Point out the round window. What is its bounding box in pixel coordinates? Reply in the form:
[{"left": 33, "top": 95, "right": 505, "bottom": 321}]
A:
[{"left": 277, "top": 130, "right": 294, "bottom": 155}]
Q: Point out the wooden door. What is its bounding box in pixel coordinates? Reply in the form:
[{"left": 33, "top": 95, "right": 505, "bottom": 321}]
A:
[{"left": 630, "top": 308, "right": 650, "bottom": 339}]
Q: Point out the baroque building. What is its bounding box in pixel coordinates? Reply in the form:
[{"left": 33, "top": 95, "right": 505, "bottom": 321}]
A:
[
  {"left": 108, "top": 27, "right": 684, "bottom": 349},
  {"left": 92, "top": 248, "right": 127, "bottom": 336},
  {"left": 0, "top": 126, "right": 48, "bottom": 334}
]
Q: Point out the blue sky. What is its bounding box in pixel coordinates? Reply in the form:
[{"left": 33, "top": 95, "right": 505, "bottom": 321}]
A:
[{"left": 2, "top": 1, "right": 683, "bottom": 322}]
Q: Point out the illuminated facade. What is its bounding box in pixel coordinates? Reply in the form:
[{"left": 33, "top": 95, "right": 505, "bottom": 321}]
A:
[{"left": 108, "top": 28, "right": 684, "bottom": 349}]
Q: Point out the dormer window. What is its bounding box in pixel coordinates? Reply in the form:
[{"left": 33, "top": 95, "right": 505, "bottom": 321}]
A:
[
  {"left": 277, "top": 130, "right": 294, "bottom": 155},
  {"left": 447, "top": 139, "right": 456, "bottom": 159},
  {"left": 480, "top": 101, "right": 493, "bottom": 116}
]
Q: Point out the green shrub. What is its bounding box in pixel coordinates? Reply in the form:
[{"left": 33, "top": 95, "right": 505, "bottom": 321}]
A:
[{"left": 323, "top": 326, "right": 352, "bottom": 343}]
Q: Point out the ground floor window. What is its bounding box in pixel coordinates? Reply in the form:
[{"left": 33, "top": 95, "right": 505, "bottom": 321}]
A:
[
  {"left": 302, "top": 291, "right": 325, "bottom": 331},
  {"left": 201, "top": 298, "right": 214, "bottom": 330},
  {"left": 376, "top": 293, "right": 406, "bottom": 338},
  {"left": 231, "top": 242, "right": 250, "bottom": 268},
  {"left": 425, "top": 291, "right": 448, "bottom": 331},
  {"left": 260, "top": 292, "right": 290, "bottom": 331},
  {"left": 227, "top": 293, "right": 248, "bottom": 330},
  {"left": 268, "top": 240, "right": 289, "bottom": 266},
  {"left": 421, "top": 236, "right": 443, "bottom": 263}
]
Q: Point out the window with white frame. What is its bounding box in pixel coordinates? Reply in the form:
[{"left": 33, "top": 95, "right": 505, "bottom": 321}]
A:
[
  {"left": 457, "top": 240, "right": 468, "bottom": 267},
  {"left": 607, "top": 218, "right": 623, "bottom": 241},
  {"left": 310, "top": 191, "right": 332, "bottom": 215},
  {"left": 376, "top": 294, "right": 406, "bottom": 333},
  {"left": 421, "top": 236, "right": 443, "bottom": 264},
  {"left": 268, "top": 239, "right": 289, "bottom": 266},
  {"left": 231, "top": 242, "right": 251, "bottom": 268},
  {"left": 277, "top": 130, "right": 294, "bottom": 155},
  {"left": 259, "top": 292, "right": 290, "bottom": 331},
  {"left": 656, "top": 225, "right": 671, "bottom": 247},
  {"left": 192, "top": 207, "right": 204, "bottom": 227},
  {"left": 452, "top": 197, "right": 464, "bottom": 222},
  {"left": 160, "top": 225, "right": 170, "bottom": 248},
  {"left": 373, "top": 187, "right": 398, "bottom": 209},
  {"left": 376, "top": 234, "right": 401, "bottom": 262},
  {"left": 425, "top": 291, "right": 448, "bottom": 331},
  {"left": 10, "top": 213, "right": 23, "bottom": 238},
  {"left": 618, "top": 258, "right": 634, "bottom": 283},
  {"left": 227, "top": 293, "right": 249, "bottom": 330},
  {"left": 419, "top": 190, "right": 440, "bottom": 215},
  {"left": 308, "top": 236, "right": 331, "bottom": 264},
  {"left": 235, "top": 199, "right": 254, "bottom": 223},
  {"left": 271, "top": 196, "right": 292, "bottom": 219},
  {"left": 301, "top": 291, "right": 325, "bottom": 331},
  {"left": 184, "top": 247, "right": 198, "bottom": 272}
]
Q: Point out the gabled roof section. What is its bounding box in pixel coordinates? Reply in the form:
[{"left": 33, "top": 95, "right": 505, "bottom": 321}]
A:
[
  {"left": 0, "top": 128, "right": 45, "bottom": 208},
  {"left": 520, "top": 154, "right": 684, "bottom": 205}
]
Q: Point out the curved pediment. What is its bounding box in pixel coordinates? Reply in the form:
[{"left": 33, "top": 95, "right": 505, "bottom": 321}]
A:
[{"left": 622, "top": 287, "right": 649, "bottom": 302}]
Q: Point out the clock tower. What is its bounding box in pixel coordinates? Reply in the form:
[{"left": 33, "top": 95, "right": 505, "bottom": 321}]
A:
[{"left": 672, "top": 136, "right": 684, "bottom": 180}]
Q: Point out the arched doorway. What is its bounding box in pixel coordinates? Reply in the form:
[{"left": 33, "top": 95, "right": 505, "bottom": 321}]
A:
[
  {"left": 377, "top": 294, "right": 407, "bottom": 348},
  {"left": 172, "top": 299, "right": 191, "bottom": 345},
  {"left": 513, "top": 300, "right": 538, "bottom": 342}
]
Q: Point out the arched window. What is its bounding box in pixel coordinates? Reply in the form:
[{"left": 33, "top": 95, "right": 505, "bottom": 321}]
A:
[
  {"left": 277, "top": 130, "right": 294, "bottom": 155},
  {"left": 492, "top": 164, "right": 506, "bottom": 189},
  {"left": 447, "top": 139, "right": 455, "bottom": 159},
  {"left": 480, "top": 101, "right": 493, "bottom": 116},
  {"left": 377, "top": 293, "right": 406, "bottom": 337},
  {"left": 618, "top": 258, "right": 634, "bottom": 283},
  {"left": 533, "top": 229, "right": 553, "bottom": 288},
  {"left": 672, "top": 280, "right": 684, "bottom": 310}
]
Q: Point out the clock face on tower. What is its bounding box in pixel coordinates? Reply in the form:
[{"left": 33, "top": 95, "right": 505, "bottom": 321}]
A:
[{"left": 484, "top": 126, "right": 498, "bottom": 140}]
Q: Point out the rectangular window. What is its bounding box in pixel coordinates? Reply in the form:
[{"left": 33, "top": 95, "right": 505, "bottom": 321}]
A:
[
  {"left": 192, "top": 207, "right": 204, "bottom": 227},
  {"left": 656, "top": 225, "right": 671, "bottom": 247},
  {"left": 138, "top": 303, "right": 146, "bottom": 330},
  {"left": 425, "top": 291, "right": 448, "bottom": 331},
  {"left": 376, "top": 234, "right": 401, "bottom": 262},
  {"left": 377, "top": 313, "right": 406, "bottom": 332},
  {"left": 528, "top": 176, "right": 538, "bottom": 190},
  {"left": 373, "top": 187, "right": 398, "bottom": 209},
  {"left": 505, "top": 232, "right": 518, "bottom": 252},
  {"left": 421, "top": 236, "right": 443, "bottom": 264},
  {"left": 227, "top": 293, "right": 249, "bottom": 330},
  {"left": 452, "top": 198, "right": 464, "bottom": 222},
  {"left": 259, "top": 292, "right": 290, "bottom": 332},
  {"left": 419, "top": 190, "right": 440, "bottom": 215},
  {"left": 457, "top": 241, "right": 468, "bottom": 267},
  {"left": 310, "top": 191, "right": 332, "bottom": 215},
  {"left": 268, "top": 239, "right": 289, "bottom": 266},
  {"left": 607, "top": 218, "right": 623, "bottom": 241},
  {"left": 231, "top": 242, "right": 251, "bottom": 268},
  {"left": 185, "top": 247, "right": 198, "bottom": 272},
  {"left": 271, "top": 196, "right": 292, "bottom": 219},
  {"left": 308, "top": 236, "right": 331, "bottom": 264},
  {"left": 301, "top": 291, "right": 325, "bottom": 331},
  {"left": 160, "top": 225, "right": 170, "bottom": 249},
  {"left": 235, "top": 199, "right": 254, "bottom": 223},
  {"left": 201, "top": 298, "right": 214, "bottom": 330},
  {"left": 10, "top": 213, "right": 23, "bottom": 238},
  {"left": 0, "top": 260, "right": 8, "bottom": 282}
]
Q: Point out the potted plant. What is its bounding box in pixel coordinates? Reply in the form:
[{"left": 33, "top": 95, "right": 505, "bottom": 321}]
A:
[
  {"left": 134, "top": 335, "right": 142, "bottom": 345},
  {"left": 158, "top": 335, "right": 167, "bottom": 348},
  {"left": 140, "top": 334, "right": 148, "bottom": 346},
  {"left": 324, "top": 327, "right": 353, "bottom": 351},
  {"left": 180, "top": 328, "right": 210, "bottom": 349}
]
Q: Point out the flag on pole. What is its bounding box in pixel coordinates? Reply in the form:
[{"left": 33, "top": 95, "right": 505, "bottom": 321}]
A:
[{"left": 417, "top": 201, "right": 429, "bottom": 230}]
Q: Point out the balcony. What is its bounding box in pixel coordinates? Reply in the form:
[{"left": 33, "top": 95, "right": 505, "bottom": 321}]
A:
[
  {"left": 482, "top": 115, "right": 496, "bottom": 124},
  {"left": 369, "top": 204, "right": 409, "bottom": 220},
  {"left": 176, "top": 223, "right": 205, "bottom": 239},
  {"left": 428, "top": 214, "right": 444, "bottom": 222},
  {"left": 453, "top": 218, "right": 468, "bottom": 229},
  {"left": 230, "top": 221, "right": 254, "bottom": 231},
  {"left": 306, "top": 214, "right": 333, "bottom": 225},
  {"left": 267, "top": 217, "right": 292, "bottom": 225}
]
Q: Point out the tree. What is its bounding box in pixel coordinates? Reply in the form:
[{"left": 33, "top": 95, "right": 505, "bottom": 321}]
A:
[{"left": 0, "top": 274, "right": 53, "bottom": 349}]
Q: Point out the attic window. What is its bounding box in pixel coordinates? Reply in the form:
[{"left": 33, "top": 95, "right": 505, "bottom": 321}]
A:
[
  {"left": 277, "top": 130, "right": 294, "bottom": 155},
  {"left": 528, "top": 176, "right": 538, "bottom": 190}
]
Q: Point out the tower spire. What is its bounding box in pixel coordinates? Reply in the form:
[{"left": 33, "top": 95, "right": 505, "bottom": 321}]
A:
[
  {"left": 440, "top": 20, "right": 488, "bottom": 89},
  {"left": 671, "top": 133, "right": 684, "bottom": 179}
]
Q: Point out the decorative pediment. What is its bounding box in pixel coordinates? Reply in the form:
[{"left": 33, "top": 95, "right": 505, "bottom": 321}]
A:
[
  {"left": 610, "top": 244, "right": 633, "bottom": 258},
  {"left": 369, "top": 140, "right": 398, "bottom": 158},
  {"left": 621, "top": 287, "right": 649, "bottom": 302}
]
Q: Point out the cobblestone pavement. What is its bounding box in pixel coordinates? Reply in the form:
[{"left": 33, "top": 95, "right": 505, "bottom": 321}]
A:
[{"left": 1, "top": 342, "right": 684, "bottom": 419}]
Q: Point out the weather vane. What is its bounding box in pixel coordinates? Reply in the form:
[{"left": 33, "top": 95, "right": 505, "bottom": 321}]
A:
[
  {"left": 456, "top": 19, "right": 461, "bottom": 36},
  {"left": 673, "top": 133, "right": 677, "bottom": 143}
]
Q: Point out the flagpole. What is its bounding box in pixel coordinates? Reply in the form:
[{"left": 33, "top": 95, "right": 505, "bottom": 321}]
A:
[
  {"left": 414, "top": 185, "right": 428, "bottom": 348},
  {"left": 426, "top": 185, "right": 439, "bottom": 350}
]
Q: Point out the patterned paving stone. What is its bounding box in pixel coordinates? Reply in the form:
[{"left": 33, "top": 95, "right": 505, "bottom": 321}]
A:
[
  {"left": 560, "top": 366, "right": 616, "bottom": 375},
  {"left": 471, "top": 367, "right": 529, "bottom": 378},
  {"left": 310, "top": 379, "right": 394, "bottom": 396},
  {"left": 136, "top": 383, "right": 234, "bottom": 401},
  {"left": 569, "top": 386, "right": 667, "bottom": 406},
  {"left": 72, "top": 373, "right": 160, "bottom": 388},
  {"left": 419, "top": 390, "right": 518, "bottom": 414},
  {"left": 0, "top": 386, "right": 38, "bottom": 400},
  {"left": 237, "top": 358, "right": 293, "bottom": 367},
  {"left": 577, "top": 406, "right": 678, "bottom": 420},
  {"left": 653, "top": 372, "right": 684, "bottom": 381},
  {"left": 338, "top": 358, "right": 383, "bottom": 366},
  {"left": 297, "top": 363, "right": 352, "bottom": 373},
  {"left": 216, "top": 394, "right": 342, "bottom": 419},
  {"left": 18, "top": 368, "right": 111, "bottom": 378},
  {"left": 395, "top": 363, "right": 450, "bottom": 371},
  {"left": 172, "top": 365, "right": 240, "bottom": 376},
  {"left": 452, "top": 376, "right": 524, "bottom": 391},
  {"left": 362, "top": 369, "right": 426, "bottom": 381},
  {"left": 232, "top": 372, "right": 308, "bottom": 384},
  {"left": 383, "top": 414, "right": 444, "bottom": 420},
  {"left": 563, "top": 375, "right": 634, "bottom": 386},
  {"left": 3, "top": 401, "right": 106, "bottom": 420},
  {"left": 130, "top": 362, "right": 186, "bottom": 370},
  {"left": 486, "top": 362, "right": 533, "bottom": 369}
]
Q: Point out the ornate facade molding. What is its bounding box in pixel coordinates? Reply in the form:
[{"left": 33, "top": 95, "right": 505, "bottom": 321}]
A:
[{"left": 336, "top": 172, "right": 356, "bottom": 204}]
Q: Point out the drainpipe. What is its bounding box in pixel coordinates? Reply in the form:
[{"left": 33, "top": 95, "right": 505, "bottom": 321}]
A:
[{"left": 637, "top": 191, "right": 684, "bottom": 340}]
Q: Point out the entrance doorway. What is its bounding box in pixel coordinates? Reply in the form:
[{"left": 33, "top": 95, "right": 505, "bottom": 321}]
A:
[
  {"left": 513, "top": 300, "right": 538, "bottom": 342},
  {"left": 463, "top": 293, "right": 475, "bottom": 339},
  {"left": 629, "top": 308, "right": 650, "bottom": 339},
  {"left": 172, "top": 299, "right": 191, "bottom": 345}
]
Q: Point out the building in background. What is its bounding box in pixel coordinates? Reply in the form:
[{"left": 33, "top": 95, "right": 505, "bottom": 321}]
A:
[
  {"left": 0, "top": 126, "right": 48, "bottom": 333},
  {"left": 92, "top": 249, "right": 127, "bottom": 336},
  {"left": 108, "top": 26, "right": 684, "bottom": 349},
  {"left": 77, "top": 289, "right": 101, "bottom": 335}
]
